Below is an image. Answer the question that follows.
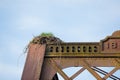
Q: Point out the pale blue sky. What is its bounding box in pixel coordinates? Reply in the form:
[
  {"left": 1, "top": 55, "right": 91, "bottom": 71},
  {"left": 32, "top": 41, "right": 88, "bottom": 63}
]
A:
[{"left": 0, "top": 0, "right": 120, "bottom": 80}]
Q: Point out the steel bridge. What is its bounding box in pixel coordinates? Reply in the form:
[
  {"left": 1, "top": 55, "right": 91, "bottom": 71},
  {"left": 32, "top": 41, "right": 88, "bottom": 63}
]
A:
[{"left": 22, "top": 30, "right": 120, "bottom": 80}]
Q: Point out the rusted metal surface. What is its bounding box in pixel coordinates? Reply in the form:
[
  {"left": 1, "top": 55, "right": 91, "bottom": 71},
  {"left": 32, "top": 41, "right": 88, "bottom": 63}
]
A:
[
  {"left": 45, "top": 30, "right": 120, "bottom": 56},
  {"left": 39, "top": 58, "right": 120, "bottom": 80},
  {"left": 21, "top": 44, "right": 46, "bottom": 80},
  {"left": 92, "top": 67, "right": 120, "bottom": 80},
  {"left": 22, "top": 30, "right": 120, "bottom": 80}
]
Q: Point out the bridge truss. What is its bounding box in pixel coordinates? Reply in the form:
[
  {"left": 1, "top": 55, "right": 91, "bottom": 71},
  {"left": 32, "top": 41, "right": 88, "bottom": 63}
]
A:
[{"left": 22, "top": 30, "right": 120, "bottom": 80}]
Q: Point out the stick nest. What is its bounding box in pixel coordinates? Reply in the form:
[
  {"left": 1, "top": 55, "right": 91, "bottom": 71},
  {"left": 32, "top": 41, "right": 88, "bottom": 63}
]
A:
[{"left": 30, "top": 32, "right": 63, "bottom": 44}]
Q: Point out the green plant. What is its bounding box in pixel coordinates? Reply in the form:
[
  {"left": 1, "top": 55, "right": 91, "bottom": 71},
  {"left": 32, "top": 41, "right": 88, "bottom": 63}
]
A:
[{"left": 40, "top": 32, "right": 54, "bottom": 37}]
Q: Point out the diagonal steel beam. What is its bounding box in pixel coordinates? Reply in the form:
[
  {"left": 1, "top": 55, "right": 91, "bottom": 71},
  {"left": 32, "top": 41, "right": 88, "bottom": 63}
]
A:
[
  {"left": 103, "top": 67, "right": 120, "bottom": 79},
  {"left": 70, "top": 67, "right": 85, "bottom": 79},
  {"left": 48, "top": 59, "right": 71, "bottom": 80},
  {"left": 82, "top": 60, "right": 103, "bottom": 80},
  {"left": 92, "top": 67, "right": 120, "bottom": 80}
]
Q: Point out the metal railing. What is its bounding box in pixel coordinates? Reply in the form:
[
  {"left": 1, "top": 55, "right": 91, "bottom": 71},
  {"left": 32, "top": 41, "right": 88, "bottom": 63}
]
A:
[{"left": 46, "top": 42, "right": 100, "bottom": 54}]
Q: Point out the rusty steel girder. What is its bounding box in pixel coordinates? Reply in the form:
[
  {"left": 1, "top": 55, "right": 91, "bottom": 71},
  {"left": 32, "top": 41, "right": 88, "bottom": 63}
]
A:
[{"left": 22, "top": 30, "right": 120, "bottom": 80}]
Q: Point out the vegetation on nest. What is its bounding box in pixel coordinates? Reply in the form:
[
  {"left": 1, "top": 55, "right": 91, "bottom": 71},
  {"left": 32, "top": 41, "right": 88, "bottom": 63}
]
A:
[
  {"left": 30, "top": 32, "right": 63, "bottom": 44},
  {"left": 40, "top": 32, "right": 54, "bottom": 37}
]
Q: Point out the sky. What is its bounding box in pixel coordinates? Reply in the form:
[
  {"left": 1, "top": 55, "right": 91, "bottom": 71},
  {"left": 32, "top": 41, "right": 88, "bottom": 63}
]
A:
[{"left": 0, "top": 0, "right": 120, "bottom": 80}]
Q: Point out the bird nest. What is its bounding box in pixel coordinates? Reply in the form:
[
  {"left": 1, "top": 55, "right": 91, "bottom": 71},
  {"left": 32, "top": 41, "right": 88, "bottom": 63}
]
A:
[{"left": 30, "top": 32, "right": 63, "bottom": 44}]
